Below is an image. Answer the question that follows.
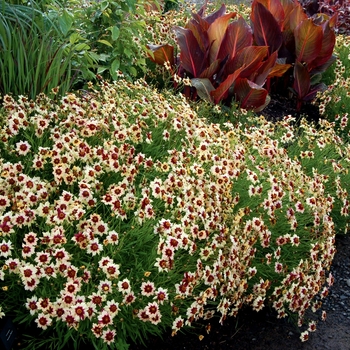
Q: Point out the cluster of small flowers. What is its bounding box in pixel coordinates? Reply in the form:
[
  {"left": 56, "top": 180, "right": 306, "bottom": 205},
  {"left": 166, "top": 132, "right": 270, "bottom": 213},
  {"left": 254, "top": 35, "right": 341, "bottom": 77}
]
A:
[
  {"left": 0, "top": 78, "right": 349, "bottom": 347},
  {"left": 316, "top": 35, "right": 350, "bottom": 135}
]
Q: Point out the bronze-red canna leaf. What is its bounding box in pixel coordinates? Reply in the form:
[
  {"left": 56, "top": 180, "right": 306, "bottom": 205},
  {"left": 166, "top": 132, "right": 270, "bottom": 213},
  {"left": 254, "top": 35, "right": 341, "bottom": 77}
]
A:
[
  {"left": 217, "top": 16, "right": 253, "bottom": 62},
  {"left": 308, "top": 20, "right": 336, "bottom": 71},
  {"left": 254, "top": 50, "right": 278, "bottom": 86},
  {"left": 203, "top": 4, "right": 227, "bottom": 25},
  {"left": 199, "top": 59, "right": 221, "bottom": 79},
  {"left": 227, "top": 46, "right": 269, "bottom": 79},
  {"left": 207, "top": 12, "right": 237, "bottom": 64},
  {"left": 234, "top": 77, "right": 270, "bottom": 111},
  {"left": 287, "top": 3, "right": 308, "bottom": 32},
  {"left": 211, "top": 68, "right": 244, "bottom": 104},
  {"left": 186, "top": 18, "right": 209, "bottom": 53},
  {"left": 146, "top": 44, "right": 175, "bottom": 66},
  {"left": 251, "top": 1, "right": 283, "bottom": 55},
  {"left": 267, "top": 61, "right": 292, "bottom": 78},
  {"left": 174, "top": 26, "right": 206, "bottom": 77},
  {"left": 191, "top": 78, "right": 215, "bottom": 102},
  {"left": 294, "top": 19, "right": 323, "bottom": 65},
  {"left": 253, "top": 0, "right": 285, "bottom": 26},
  {"left": 293, "top": 61, "right": 310, "bottom": 100}
]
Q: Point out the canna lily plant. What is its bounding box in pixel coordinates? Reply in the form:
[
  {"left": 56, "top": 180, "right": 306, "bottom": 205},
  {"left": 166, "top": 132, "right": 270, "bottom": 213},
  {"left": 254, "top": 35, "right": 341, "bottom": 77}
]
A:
[
  {"left": 147, "top": 0, "right": 337, "bottom": 112},
  {"left": 147, "top": 3, "right": 291, "bottom": 112},
  {"left": 250, "top": 0, "right": 337, "bottom": 110}
]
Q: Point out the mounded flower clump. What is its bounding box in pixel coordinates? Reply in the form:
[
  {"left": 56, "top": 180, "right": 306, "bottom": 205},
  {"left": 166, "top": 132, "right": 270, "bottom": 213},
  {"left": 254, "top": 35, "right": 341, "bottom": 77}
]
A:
[{"left": 0, "top": 78, "right": 349, "bottom": 348}]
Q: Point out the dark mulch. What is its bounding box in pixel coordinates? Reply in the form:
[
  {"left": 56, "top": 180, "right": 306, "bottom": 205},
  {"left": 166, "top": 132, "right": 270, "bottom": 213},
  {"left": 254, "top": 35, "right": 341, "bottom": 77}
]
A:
[{"left": 259, "top": 93, "right": 321, "bottom": 124}]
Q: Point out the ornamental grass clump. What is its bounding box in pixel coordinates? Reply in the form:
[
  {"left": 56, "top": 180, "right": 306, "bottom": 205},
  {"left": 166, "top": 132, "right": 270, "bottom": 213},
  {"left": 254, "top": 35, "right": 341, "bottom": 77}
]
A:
[
  {"left": 0, "top": 1, "right": 74, "bottom": 100},
  {"left": 0, "top": 78, "right": 349, "bottom": 349}
]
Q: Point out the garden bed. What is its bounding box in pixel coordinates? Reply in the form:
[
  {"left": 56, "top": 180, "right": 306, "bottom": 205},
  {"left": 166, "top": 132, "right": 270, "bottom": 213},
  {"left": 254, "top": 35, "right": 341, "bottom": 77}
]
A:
[{"left": 0, "top": 1, "right": 350, "bottom": 350}]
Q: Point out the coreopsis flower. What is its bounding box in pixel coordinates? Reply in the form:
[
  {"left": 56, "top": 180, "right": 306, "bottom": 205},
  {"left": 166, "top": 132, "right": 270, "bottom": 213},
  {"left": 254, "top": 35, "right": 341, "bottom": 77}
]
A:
[
  {"left": 290, "top": 234, "right": 300, "bottom": 246},
  {"left": 98, "top": 310, "right": 113, "bottom": 326},
  {"left": 171, "top": 316, "right": 184, "bottom": 336},
  {"left": 105, "top": 300, "right": 119, "bottom": 316},
  {"left": 15, "top": 141, "right": 31, "bottom": 156},
  {"left": 91, "top": 323, "right": 103, "bottom": 338},
  {"left": 0, "top": 196, "right": 10, "bottom": 213},
  {"left": 0, "top": 240, "right": 12, "bottom": 258},
  {"left": 105, "top": 230, "right": 119, "bottom": 245},
  {"left": 154, "top": 287, "right": 168, "bottom": 305},
  {"left": 5, "top": 258, "right": 20, "bottom": 273},
  {"left": 89, "top": 292, "right": 105, "bottom": 307},
  {"left": 275, "top": 262, "right": 283, "bottom": 273},
  {"left": 98, "top": 280, "right": 112, "bottom": 294},
  {"left": 35, "top": 313, "right": 52, "bottom": 330},
  {"left": 34, "top": 252, "right": 51, "bottom": 266},
  {"left": 102, "top": 329, "right": 116, "bottom": 345},
  {"left": 86, "top": 239, "right": 103, "bottom": 256},
  {"left": 308, "top": 320, "right": 317, "bottom": 332},
  {"left": 300, "top": 330, "right": 309, "bottom": 342},
  {"left": 140, "top": 281, "right": 156, "bottom": 297},
  {"left": 64, "top": 281, "right": 81, "bottom": 295},
  {"left": 63, "top": 311, "right": 79, "bottom": 329},
  {"left": 25, "top": 296, "right": 39, "bottom": 315},
  {"left": 23, "top": 232, "right": 38, "bottom": 246},
  {"left": 117, "top": 278, "right": 131, "bottom": 294},
  {"left": 60, "top": 292, "right": 76, "bottom": 307},
  {"left": 123, "top": 292, "right": 136, "bottom": 305},
  {"left": 252, "top": 296, "right": 265, "bottom": 312}
]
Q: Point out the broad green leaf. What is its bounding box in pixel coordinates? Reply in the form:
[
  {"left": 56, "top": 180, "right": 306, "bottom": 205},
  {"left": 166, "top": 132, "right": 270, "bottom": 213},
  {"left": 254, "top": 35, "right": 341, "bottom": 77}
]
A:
[
  {"left": 96, "top": 53, "right": 110, "bottom": 62},
  {"left": 111, "top": 26, "right": 120, "bottom": 41},
  {"left": 97, "top": 66, "right": 108, "bottom": 74},
  {"left": 129, "top": 66, "right": 137, "bottom": 76},
  {"left": 98, "top": 39, "right": 113, "bottom": 48},
  {"left": 100, "top": 1, "right": 109, "bottom": 11},
  {"left": 69, "top": 33, "right": 81, "bottom": 45},
  {"left": 111, "top": 58, "right": 120, "bottom": 73},
  {"left": 58, "top": 10, "right": 73, "bottom": 36},
  {"left": 74, "top": 43, "right": 90, "bottom": 52}
]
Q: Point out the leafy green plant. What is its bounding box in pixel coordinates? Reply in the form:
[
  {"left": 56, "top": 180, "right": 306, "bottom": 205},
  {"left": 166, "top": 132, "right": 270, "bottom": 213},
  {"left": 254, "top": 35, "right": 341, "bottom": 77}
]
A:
[
  {"left": 0, "top": 1, "right": 74, "bottom": 99},
  {"left": 48, "top": 0, "right": 155, "bottom": 82}
]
